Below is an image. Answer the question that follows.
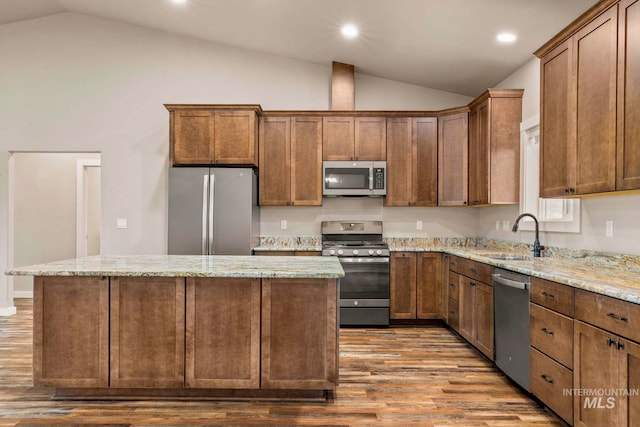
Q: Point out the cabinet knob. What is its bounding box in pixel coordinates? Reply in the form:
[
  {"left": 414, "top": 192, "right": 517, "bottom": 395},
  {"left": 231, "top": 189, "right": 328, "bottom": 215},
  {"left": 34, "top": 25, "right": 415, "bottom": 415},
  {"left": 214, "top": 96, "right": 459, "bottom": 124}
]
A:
[
  {"left": 564, "top": 188, "right": 570, "bottom": 194},
  {"left": 463, "top": 201, "right": 467, "bottom": 205}
]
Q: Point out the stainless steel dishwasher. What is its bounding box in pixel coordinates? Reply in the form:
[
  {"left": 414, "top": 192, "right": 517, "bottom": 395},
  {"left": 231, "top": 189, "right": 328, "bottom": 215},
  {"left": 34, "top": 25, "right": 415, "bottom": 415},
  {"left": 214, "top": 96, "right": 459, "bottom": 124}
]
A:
[{"left": 493, "top": 268, "right": 530, "bottom": 391}]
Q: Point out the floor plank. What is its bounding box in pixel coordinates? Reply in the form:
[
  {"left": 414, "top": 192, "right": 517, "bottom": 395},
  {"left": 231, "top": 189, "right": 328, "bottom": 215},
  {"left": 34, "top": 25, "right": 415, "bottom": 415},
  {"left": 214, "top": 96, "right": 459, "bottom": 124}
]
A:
[{"left": 0, "top": 299, "right": 563, "bottom": 426}]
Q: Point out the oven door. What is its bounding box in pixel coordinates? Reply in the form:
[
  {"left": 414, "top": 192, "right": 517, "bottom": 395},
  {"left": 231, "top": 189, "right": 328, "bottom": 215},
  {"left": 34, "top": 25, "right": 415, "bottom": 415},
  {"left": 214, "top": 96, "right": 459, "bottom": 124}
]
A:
[{"left": 338, "top": 257, "right": 390, "bottom": 304}]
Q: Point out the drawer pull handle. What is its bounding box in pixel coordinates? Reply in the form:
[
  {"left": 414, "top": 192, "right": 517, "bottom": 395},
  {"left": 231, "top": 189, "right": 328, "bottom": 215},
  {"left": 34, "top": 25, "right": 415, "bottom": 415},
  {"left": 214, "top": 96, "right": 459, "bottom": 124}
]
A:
[
  {"left": 541, "top": 327, "right": 554, "bottom": 336},
  {"left": 541, "top": 291, "right": 555, "bottom": 299},
  {"left": 450, "top": 310, "right": 456, "bottom": 315},
  {"left": 541, "top": 374, "right": 554, "bottom": 384},
  {"left": 470, "top": 268, "right": 478, "bottom": 274},
  {"left": 607, "top": 312, "right": 629, "bottom": 322},
  {"left": 470, "top": 282, "right": 476, "bottom": 287},
  {"left": 450, "top": 283, "right": 456, "bottom": 288},
  {"left": 608, "top": 338, "right": 618, "bottom": 347}
]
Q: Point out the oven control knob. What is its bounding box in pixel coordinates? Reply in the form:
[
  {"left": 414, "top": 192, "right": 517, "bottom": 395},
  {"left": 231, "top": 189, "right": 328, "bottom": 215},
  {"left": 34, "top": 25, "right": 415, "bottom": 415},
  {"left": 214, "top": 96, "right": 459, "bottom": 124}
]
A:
[
  {"left": 354, "top": 300, "right": 359, "bottom": 306},
  {"left": 376, "top": 249, "right": 382, "bottom": 255},
  {"left": 352, "top": 249, "right": 359, "bottom": 255},
  {"left": 368, "top": 250, "right": 374, "bottom": 255},
  {"left": 329, "top": 249, "right": 335, "bottom": 255},
  {"left": 337, "top": 249, "right": 344, "bottom": 255}
]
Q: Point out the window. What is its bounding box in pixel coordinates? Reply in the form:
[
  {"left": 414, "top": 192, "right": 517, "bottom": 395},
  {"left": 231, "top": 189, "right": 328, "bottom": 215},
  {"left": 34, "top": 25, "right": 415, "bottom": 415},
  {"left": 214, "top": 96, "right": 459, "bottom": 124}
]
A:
[{"left": 519, "top": 115, "right": 580, "bottom": 233}]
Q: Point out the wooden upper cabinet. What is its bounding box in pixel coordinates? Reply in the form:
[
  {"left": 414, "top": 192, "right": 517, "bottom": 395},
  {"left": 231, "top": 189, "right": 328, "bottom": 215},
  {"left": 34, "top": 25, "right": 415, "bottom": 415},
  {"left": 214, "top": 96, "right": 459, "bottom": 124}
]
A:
[
  {"left": 540, "top": 40, "right": 572, "bottom": 198},
  {"left": 573, "top": 5, "right": 618, "bottom": 195},
  {"left": 259, "top": 115, "right": 322, "bottom": 206},
  {"left": 355, "top": 117, "right": 386, "bottom": 160},
  {"left": 385, "top": 117, "right": 437, "bottom": 207},
  {"left": 323, "top": 116, "right": 386, "bottom": 161},
  {"left": 438, "top": 111, "right": 469, "bottom": 206},
  {"left": 323, "top": 116, "right": 354, "bottom": 160},
  {"left": 166, "top": 105, "right": 260, "bottom": 167},
  {"left": 617, "top": 0, "right": 640, "bottom": 190},
  {"left": 468, "top": 89, "right": 523, "bottom": 206},
  {"left": 291, "top": 116, "right": 323, "bottom": 205}
]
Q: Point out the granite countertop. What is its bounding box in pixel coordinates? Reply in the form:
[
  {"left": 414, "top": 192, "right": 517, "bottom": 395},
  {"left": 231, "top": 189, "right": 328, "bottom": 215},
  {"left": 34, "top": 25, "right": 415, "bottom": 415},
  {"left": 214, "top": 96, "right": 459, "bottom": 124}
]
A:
[{"left": 4, "top": 255, "right": 344, "bottom": 279}]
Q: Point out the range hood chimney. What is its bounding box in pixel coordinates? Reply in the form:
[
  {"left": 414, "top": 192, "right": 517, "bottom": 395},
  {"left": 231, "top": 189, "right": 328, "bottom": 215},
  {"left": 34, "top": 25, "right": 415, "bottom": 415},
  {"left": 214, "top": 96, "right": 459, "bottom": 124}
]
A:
[{"left": 331, "top": 61, "right": 355, "bottom": 110}]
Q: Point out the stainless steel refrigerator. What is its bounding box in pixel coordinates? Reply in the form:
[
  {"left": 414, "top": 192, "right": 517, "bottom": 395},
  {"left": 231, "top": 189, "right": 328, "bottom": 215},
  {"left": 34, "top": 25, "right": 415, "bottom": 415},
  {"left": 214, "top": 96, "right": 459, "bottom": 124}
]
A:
[{"left": 168, "top": 168, "right": 259, "bottom": 255}]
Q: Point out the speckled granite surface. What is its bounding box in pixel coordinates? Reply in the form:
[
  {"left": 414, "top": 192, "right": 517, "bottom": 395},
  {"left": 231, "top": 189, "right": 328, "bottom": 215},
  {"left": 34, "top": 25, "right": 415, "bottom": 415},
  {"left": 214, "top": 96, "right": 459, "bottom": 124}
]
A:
[
  {"left": 5, "top": 255, "right": 344, "bottom": 279},
  {"left": 254, "top": 236, "right": 322, "bottom": 251}
]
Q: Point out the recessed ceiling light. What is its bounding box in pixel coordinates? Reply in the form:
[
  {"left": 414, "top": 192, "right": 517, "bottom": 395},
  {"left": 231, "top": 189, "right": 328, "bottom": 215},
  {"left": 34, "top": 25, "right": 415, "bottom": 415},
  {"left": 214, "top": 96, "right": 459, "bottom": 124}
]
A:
[
  {"left": 171, "top": 0, "right": 187, "bottom": 5},
  {"left": 341, "top": 24, "right": 359, "bottom": 39},
  {"left": 497, "top": 32, "right": 517, "bottom": 43}
]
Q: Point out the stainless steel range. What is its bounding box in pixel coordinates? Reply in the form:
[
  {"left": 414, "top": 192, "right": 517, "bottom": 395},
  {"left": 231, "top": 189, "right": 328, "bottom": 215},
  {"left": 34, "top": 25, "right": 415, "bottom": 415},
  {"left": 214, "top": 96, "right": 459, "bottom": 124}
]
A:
[{"left": 321, "top": 221, "right": 390, "bottom": 327}]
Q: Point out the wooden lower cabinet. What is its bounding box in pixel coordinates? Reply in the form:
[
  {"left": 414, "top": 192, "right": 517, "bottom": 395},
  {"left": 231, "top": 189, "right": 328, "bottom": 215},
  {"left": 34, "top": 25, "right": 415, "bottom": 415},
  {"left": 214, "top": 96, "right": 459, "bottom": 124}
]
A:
[
  {"left": 261, "top": 278, "right": 338, "bottom": 389},
  {"left": 110, "top": 277, "right": 185, "bottom": 388},
  {"left": 185, "top": 278, "right": 260, "bottom": 389},
  {"left": 574, "top": 320, "right": 640, "bottom": 427},
  {"left": 390, "top": 252, "right": 441, "bottom": 320},
  {"left": 458, "top": 275, "right": 494, "bottom": 360},
  {"left": 530, "top": 347, "right": 574, "bottom": 424},
  {"left": 33, "top": 276, "right": 109, "bottom": 387}
]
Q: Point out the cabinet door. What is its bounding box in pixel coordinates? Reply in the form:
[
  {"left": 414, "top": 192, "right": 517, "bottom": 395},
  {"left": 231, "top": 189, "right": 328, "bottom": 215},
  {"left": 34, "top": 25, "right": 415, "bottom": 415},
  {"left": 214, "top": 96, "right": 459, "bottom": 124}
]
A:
[
  {"left": 617, "top": 0, "right": 640, "bottom": 190},
  {"left": 185, "top": 278, "right": 260, "bottom": 389},
  {"left": 572, "top": 6, "right": 618, "bottom": 195},
  {"left": 390, "top": 252, "right": 417, "bottom": 319},
  {"left": 474, "top": 282, "right": 494, "bottom": 360},
  {"left": 574, "top": 321, "right": 620, "bottom": 427},
  {"left": 441, "top": 254, "right": 450, "bottom": 321},
  {"left": 259, "top": 116, "right": 291, "bottom": 206},
  {"left": 385, "top": 117, "right": 413, "bottom": 206},
  {"left": 214, "top": 110, "right": 258, "bottom": 166},
  {"left": 458, "top": 275, "right": 475, "bottom": 343},
  {"left": 110, "top": 277, "right": 185, "bottom": 388},
  {"left": 438, "top": 112, "right": 469, "bottom": 206},
  {"left": 33, "top": 276, "right": 109, "bottom": 388},
  {"left": 261, "top": 278, "right": 338, "bottom": 390},
  {"left": 413, "top": 117, "right": 438, "bottom": 206},
  {"left": 322, "top": 116, "right": 354, "bottom": 160},
  {"left": 355, "top": 117, "right": 386, "bottom": 160},
  {"left": 619, "top": 337, "right": 640, "bottom": 427},
  {"left": 291, "top": 116, "right": 323, "bottom": 206},
  {"left": 416, "top": 253, "right": 441, "bottom": 319},
  {"left": 540, "top": 40, "right": 572, "bottom": 198},
  {"left": 172, "top": 110, "right": 215, "bottom": 165},
  {"left": 468, "top": 101, "right": 489, "bottom": 206}
]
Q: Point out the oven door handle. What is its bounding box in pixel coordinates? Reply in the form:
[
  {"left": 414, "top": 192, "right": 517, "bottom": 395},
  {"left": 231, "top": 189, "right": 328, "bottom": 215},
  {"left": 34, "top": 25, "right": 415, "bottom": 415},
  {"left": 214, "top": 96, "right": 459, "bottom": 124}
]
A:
[{"left": 339, "top": 257, "right": 390, "bottom": 263}]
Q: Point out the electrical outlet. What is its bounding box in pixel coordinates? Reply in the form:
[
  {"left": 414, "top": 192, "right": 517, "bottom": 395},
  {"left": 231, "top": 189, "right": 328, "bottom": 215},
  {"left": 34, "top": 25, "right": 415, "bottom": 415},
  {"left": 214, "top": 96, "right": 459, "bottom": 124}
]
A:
[
  {"left": 606, "top": 220, "right": 613, "bottom": 237},
  {"left": 496, "top": 220, "right": 500, "bottom": 231},
  {"left": 416, "top": 220, "right": 423, "bottom": 230},
  {"left": 280, "top": 219, "right": 287, "bottom": 230},
  {"left": 116, "top": 218, "right": 127, "bottom": 229},
  {"left": 502, "top": 220, "right": 510, "bottom": 231}
]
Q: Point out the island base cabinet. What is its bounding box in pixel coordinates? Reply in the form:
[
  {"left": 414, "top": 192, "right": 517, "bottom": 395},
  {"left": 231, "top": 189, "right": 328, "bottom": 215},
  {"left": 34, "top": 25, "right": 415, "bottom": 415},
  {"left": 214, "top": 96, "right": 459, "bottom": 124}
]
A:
[
  {"left": 185, "top": 278, "right": 260, "bottom": 389},
  {"left": 110, "top": 277, "right": 185, "bottom": 389},
  {"left": 33, "top": 276, "right": 109, "bottom": 388},
  {"left": 261, "top": 278, "right": 338, "bottom": 390}
]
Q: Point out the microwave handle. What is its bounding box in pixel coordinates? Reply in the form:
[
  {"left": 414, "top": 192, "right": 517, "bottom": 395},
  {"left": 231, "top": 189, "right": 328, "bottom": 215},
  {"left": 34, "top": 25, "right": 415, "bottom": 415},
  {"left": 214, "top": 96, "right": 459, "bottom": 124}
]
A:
[{"left": 369, "top": 167, "right": 374, "bottom": 190}]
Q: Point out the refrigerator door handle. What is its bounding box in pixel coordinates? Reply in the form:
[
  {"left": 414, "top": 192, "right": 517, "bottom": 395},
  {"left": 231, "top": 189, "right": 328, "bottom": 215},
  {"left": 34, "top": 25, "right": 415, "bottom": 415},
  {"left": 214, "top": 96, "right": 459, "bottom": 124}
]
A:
[
  {"left": 208, "top": 174, "right": 215, "bottom": 255},
  {"left": 202, "top": 175, "right": 208, "bottom": 255}
]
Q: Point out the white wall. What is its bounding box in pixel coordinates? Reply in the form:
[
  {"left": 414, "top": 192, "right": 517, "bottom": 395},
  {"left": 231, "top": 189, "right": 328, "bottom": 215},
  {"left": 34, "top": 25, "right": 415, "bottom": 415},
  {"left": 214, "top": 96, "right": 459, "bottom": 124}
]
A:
[{"left": 478, "top": 58, "right": 640, "bottom": 256}]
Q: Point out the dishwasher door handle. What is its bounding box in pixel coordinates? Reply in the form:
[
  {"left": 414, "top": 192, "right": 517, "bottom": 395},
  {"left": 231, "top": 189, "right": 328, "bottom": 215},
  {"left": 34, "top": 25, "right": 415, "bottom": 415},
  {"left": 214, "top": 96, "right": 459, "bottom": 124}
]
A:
[{"left": 493, "top": 274, "right": 529, "bottom": 290}]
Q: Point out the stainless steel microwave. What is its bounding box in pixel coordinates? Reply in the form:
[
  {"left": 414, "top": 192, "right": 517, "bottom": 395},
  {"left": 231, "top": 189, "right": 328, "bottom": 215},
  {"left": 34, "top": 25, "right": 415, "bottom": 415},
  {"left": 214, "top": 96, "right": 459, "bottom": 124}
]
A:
[{"left": 322, "top": 161, "right": 387, "bottom": 196}]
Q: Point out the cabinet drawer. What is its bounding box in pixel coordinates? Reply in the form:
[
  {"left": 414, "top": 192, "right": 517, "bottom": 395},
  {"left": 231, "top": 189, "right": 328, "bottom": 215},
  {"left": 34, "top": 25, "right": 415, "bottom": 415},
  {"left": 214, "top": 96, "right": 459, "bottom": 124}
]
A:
[
  {"left": 575, "top": 289, "right": 640, "bottom": 343},
  {"left": 530, "top": 303, "right": 573, "bottom": 369},
  {"left": 448, "top": 272, "right": 460, "bottom": 302},
  {"left": 458, "top": 258, "right": 492, "bottom": 284},
  {"left": 530, "top": 348, "right": 573, "bottom": 425},
  {"left": 447, "top": 297, "right": 459, "bottom": 332},
  {"left": 530, "top": 277, "right": 575, "bottom": 317},
  {"left": 448, "top": 256, "right": 460, "bottom": 273}
]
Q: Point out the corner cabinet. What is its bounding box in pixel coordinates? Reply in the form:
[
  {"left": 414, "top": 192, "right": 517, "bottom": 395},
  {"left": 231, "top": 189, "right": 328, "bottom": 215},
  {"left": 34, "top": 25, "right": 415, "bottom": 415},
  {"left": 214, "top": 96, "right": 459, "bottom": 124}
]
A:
[
  {"left": 438, "top": 111, "right": 469, "bottom": 206},
  {"left": 468, "top": 89, "right": 523, "bottom": 206},
  {"left": 537, "top": 0, "right": 640, "bottom": 197},
  {"left": 166, "top": 105, "right": 261, "bottom": 167},
  {"left": 259, "top": 115, "right": 323, "bottom": 206},
  {"left": 385, "top": 117, "right": 438, "bottom": 206}
]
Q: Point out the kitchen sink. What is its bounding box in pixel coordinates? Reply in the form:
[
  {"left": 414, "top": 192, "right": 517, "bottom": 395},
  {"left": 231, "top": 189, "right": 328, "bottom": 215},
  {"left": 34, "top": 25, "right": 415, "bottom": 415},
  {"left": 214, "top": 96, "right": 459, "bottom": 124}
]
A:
[{"left": 485, "top": 253, "right": 530, "bottom": 261}]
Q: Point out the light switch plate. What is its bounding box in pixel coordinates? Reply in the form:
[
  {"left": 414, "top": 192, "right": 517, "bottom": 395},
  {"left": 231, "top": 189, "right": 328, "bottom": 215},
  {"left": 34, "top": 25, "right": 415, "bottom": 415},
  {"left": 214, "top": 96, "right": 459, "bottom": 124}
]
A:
[
  {"left": 502, "top": 220, "right": 510, "bottom": 231},
  {"left": 116, "top": 218, "right": 127, "bottom": 229},
  {"left": 280, "top": 219, "right": 287, "bottom": 230},
  {"left": 606, "top": 220, "right": 613, "bottom": 237},
  {"left": 416, "top": 220, "right": 423, "bottom": 230}
]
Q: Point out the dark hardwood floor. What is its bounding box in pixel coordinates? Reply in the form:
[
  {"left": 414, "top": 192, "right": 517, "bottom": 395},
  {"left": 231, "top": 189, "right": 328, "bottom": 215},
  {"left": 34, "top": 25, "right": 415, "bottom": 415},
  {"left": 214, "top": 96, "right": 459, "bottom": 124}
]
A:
[{"left": 0, "top": 299, "right": 562, "bottom": 426}]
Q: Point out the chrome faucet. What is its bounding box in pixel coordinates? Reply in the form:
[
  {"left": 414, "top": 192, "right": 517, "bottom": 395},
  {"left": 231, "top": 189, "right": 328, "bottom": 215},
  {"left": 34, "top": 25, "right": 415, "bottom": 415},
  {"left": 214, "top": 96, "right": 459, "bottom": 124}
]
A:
[{"left": 512, "top": 213, "right": 545, "bottom": 257}]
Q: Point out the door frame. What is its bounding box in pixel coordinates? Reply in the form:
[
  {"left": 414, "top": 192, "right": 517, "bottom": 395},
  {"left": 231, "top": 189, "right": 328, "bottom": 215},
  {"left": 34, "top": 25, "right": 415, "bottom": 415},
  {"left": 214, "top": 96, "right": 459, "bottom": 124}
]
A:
[{"left": 76, "top": 158, "right": 101, "bottom": 258}]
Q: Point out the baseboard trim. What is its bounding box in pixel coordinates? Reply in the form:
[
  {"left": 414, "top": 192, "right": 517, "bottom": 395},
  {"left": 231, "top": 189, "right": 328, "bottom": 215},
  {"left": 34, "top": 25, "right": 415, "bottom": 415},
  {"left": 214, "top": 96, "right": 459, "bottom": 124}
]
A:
[
  {"left": 0, "top": 306, "right": 17, "bottom": 316},
  {"left": 13, "top": 291, "right": 33, "bottom": 299}
]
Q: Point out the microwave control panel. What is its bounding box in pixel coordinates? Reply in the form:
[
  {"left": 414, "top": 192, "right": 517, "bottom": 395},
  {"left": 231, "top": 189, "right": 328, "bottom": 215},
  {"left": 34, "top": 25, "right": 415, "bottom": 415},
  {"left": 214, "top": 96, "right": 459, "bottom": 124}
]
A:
[{"left": 373, "top": 168, "right": 385, "bottom": 189}]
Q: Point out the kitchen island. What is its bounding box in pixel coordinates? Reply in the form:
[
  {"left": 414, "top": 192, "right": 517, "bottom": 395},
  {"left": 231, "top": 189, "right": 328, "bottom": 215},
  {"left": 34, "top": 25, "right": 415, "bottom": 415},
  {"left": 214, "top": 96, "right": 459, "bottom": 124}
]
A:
[{"left": 6, "top": 255, "right": 344, "bottom": 400}]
